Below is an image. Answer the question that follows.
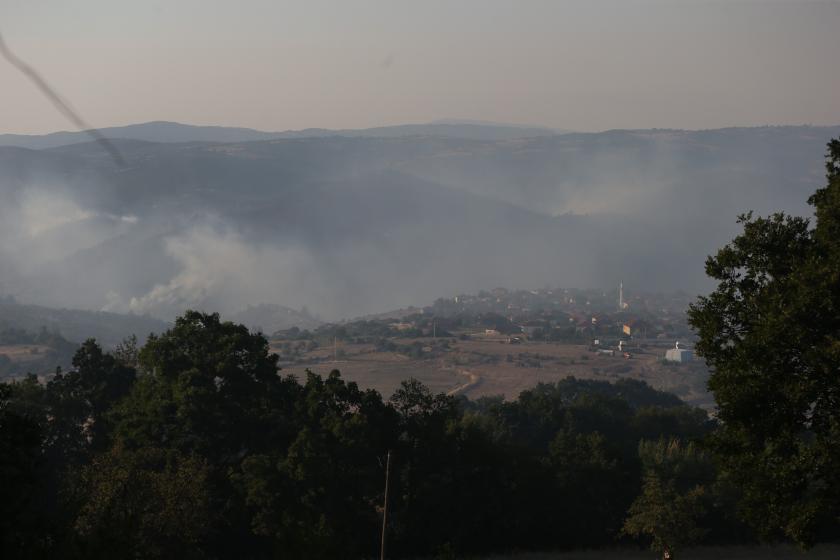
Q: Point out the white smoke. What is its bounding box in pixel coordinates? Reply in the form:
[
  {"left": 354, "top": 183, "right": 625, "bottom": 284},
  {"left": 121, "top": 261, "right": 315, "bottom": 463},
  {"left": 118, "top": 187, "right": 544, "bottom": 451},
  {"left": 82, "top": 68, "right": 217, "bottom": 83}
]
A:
[
  {"left": 104, "top": 225, "right": 321, "bottom": 320},
  {"left": 0, "top": 186, "right": 133, "bottom": 273}
]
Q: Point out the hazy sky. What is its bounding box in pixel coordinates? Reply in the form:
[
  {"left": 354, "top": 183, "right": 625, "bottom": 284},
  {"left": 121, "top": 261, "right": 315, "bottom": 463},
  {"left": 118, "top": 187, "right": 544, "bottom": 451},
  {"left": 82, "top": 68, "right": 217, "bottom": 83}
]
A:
[{"left": 1, "top": 0, "right": 838, "bottom": 134}]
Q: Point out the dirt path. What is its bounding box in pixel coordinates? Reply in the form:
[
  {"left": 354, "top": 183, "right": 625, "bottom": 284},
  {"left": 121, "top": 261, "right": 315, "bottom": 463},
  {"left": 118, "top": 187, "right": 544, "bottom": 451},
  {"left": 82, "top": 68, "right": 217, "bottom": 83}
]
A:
[{"left": 447, "top": 368, "right": 481, "bottom": 396}]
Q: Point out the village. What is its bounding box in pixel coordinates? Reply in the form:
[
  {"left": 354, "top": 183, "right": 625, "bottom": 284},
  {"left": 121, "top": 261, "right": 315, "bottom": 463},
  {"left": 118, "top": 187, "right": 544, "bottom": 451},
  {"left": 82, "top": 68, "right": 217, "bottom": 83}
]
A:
[{"left": 269, "top": 285, "right": 712, "bottom": 408}]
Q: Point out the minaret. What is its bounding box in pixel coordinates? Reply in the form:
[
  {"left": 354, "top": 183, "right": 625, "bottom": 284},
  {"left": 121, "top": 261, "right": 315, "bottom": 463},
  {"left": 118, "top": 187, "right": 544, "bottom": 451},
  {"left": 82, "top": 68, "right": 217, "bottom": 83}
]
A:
[{"left": 618, "top": 282, "right": 624, "bottom": 311}]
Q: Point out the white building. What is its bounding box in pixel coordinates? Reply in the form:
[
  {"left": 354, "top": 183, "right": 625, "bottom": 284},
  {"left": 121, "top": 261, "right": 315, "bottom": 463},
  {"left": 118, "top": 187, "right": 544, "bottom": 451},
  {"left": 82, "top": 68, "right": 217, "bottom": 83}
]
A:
[{"left": 665, "top": 341, "right": 693, "bottom": 363}]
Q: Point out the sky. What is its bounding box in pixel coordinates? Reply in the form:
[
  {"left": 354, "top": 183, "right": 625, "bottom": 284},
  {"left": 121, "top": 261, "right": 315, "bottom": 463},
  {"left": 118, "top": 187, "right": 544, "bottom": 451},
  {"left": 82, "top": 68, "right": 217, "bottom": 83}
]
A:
[{"left": 1, "top": 0, "right": 838, "bottom": 135}]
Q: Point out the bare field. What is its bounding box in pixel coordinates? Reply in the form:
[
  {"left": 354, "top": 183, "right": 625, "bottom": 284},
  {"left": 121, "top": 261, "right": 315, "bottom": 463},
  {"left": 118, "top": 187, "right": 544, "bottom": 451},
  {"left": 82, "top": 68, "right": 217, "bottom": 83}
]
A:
[
  {"left": 0, "top": 344, "right": 52, "bottom": 363},
  {"left": 272, "top": 337, "right": 713, "bottom": 406},
  {"left": 281, "top": 352, "right": 462, "bottom": 398}
]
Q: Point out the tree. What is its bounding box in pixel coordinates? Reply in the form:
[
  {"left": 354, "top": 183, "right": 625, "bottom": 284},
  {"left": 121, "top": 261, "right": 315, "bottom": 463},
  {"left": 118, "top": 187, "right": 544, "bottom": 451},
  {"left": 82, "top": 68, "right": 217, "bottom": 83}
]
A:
[
  {"left": 115, "top": 311, "right": 292, "bottom": 460},
  {"left": 387, "top": 378, "right": 462, "bottom": 555},
  {"left": 113, "top": 335, "right": 140, "bottom": 369},
  {"left": 548, "top": 427, "right": 626, "bottom": 545},
  {"left": 110, "top": 311, "right": 301, "bottom": 557},
  {"left": 237, "top": 370, "right": 395, "bottom": 559},
  {"left": 71, "top": 441, "right": 214, "bottom": 559},
  {"left": 0, "top": 383, "right": 45, "bottom": 555},
  {"left": 688, "top": 139, "right": 840, "bottom": 545},
  {"left": 45, "top": 339, "right": 136, "bottom": 463},
  {"left": 622, "top": 439, "right": 712, "bottom": 559}
]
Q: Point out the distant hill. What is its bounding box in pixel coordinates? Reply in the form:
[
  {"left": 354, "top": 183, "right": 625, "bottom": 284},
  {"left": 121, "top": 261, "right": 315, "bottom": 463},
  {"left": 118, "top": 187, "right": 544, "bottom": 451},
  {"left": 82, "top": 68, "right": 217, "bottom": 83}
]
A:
[
  {"left": 0, "top": 120, "right": 565, "bottom": 150},
  {"left": 229, "top": 304, "right": 322, "bottom": 334},
  {"left": 0, "top": 298, "right": 168, "bottom": 348},
  {"left": 0, "top": 297, "right": 319, "bottom": 352}
]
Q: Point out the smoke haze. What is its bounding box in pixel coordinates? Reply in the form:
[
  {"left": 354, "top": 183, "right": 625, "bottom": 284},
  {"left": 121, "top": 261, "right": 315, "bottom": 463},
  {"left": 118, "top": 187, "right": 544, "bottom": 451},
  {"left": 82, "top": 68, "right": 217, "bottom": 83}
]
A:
[{"left": 0, "top": 123, "right": 837, "bottom": 323}]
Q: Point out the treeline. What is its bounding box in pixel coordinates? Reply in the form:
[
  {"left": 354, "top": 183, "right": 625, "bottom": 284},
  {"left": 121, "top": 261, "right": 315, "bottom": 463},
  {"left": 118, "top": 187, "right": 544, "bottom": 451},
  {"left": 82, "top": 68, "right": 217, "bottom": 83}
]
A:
[
  {"left": 1, "top": 311, "right": 750, "bottom": 559},
  {"left": 274, "top": 318, "right": 451, "bottom": 344}
]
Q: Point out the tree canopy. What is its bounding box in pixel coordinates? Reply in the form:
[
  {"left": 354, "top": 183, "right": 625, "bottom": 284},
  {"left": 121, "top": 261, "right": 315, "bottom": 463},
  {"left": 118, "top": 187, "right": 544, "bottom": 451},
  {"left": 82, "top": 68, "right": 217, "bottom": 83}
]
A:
[
  {"left": 1, "top": 311, "right": 719, "bottom": 558},
  {"left": 688, "top": 139, "right": 840, "bottom": 545}
]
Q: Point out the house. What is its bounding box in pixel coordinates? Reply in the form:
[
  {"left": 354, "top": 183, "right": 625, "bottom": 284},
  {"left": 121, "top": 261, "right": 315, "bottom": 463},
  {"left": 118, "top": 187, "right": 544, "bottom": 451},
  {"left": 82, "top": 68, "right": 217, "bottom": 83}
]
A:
[{"left": 665, "top": 342, "right": 693, "bottom": 363}]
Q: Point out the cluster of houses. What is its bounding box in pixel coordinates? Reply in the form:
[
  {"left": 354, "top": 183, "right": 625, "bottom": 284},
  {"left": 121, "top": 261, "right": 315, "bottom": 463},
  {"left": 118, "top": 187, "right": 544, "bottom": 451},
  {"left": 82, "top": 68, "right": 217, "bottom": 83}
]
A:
[
  {"left": 427, "top": 287, "right": 694, "bottom": 341},
  {"left": 380, "top": 286, "right": 700, "bottom": 363}
]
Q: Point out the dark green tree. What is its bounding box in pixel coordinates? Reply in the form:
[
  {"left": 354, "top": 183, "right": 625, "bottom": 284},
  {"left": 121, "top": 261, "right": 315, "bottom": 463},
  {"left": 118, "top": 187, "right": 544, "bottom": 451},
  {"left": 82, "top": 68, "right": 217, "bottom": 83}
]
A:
[
  {"left": 688, "top": 139, "right": 840, "bottom": 545},
  {"left": 388, "top": 378, "right": 462, "bottom": 555},
  {"left": 110, "top": 311, "right": 300, "bottom": 557},
  {"left": 114, "top": 311, "right": 293, "bottom": 460},
  {"left": 547, "top": 427, "right": 626, "bottom": 544},
  {"left": 622, "top": 438, "right": 713, "bottom": 559},
  {"left": 0, "top": 382, "right": 45, "bottom": 555},
  {"left": 237, "top": 369, "right": 395, "bottom": 559},
  {"left": 71, "top": 441, "right": 214, "bottom": 559},
  {"left": 45, "top": 339, "right": 136, "bottom": 463}
]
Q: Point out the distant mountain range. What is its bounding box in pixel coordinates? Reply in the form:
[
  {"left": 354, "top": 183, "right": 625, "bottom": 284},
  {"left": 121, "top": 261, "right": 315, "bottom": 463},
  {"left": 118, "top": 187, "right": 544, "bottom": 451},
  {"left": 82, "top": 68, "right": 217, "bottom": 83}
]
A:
[
  {"left": 1, "top": 123, "right": 838, "bottom": 320},
  {"left": 0, "top": 120, "right": 568, "bottom": 150}
]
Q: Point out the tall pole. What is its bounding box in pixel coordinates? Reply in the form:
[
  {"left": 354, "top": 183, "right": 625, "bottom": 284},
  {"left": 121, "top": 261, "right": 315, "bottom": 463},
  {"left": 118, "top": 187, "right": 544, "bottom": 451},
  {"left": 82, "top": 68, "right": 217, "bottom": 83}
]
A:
[
  {"left": 380, "top": 450, "right": 391, "bottom": 560},
  {"left": 619, "top": 281, "right": 624, "bottom": 311}
]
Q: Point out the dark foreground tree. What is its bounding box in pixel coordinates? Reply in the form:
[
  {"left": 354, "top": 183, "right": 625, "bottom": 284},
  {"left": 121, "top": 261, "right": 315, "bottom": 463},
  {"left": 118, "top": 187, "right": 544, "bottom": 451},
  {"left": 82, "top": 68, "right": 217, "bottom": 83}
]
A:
[
  {"left": 70, "top": 442, "right": 214, "bottom": 559},
  {"left": 45, "top": 339, "right": 136, "bottom": 464},
  {"left": 688, "top": 139, "right": 840, "bottom": 545},
  {"left": 623, "top": 438, "right": 713, "bottom": 559},
  {"left": 237, "top": 370, "right": 396, "bottom": 559},
  {"left": 109, "top": 311, "right": 300, "bottom": 557},
  {"left": 0, "top": 383, "right": 44, "bottom": 554}
]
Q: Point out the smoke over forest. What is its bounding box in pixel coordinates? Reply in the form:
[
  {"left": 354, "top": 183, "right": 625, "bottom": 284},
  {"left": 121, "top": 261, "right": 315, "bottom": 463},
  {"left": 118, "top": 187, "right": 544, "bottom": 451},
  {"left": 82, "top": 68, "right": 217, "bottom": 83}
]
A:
[{"left": 1, "top": 123, "right": 837, "bottom": 321}]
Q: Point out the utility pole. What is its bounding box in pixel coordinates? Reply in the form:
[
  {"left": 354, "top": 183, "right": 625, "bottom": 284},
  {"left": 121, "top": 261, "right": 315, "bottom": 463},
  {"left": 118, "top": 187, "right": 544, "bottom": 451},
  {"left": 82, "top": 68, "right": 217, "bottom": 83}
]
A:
[
  {"left": 380, "top": 450, "right": 391, "bottom": 560},
  {"left": 334, "top": 336, "right": 337, "bottom": 363}
]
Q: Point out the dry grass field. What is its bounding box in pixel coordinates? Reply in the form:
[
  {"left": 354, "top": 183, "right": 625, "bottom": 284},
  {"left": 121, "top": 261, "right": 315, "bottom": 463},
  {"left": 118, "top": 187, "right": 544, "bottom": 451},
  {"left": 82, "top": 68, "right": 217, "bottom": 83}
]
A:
[
  {"left": 272, "top": 337, "right": 713, "bottom": 407},
  {"left": 0, "top": 344, "right": 53, "bottom": 364},
  {"left": 290, "top": 349, "right": 463, "bottom": 398}
]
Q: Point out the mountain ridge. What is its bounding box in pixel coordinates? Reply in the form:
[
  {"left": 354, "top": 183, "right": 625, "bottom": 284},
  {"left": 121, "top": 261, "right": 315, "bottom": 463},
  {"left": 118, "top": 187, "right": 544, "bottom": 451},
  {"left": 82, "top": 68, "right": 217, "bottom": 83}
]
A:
[{"left": 0, "top": 120, "right": 570, "bottom": 150}]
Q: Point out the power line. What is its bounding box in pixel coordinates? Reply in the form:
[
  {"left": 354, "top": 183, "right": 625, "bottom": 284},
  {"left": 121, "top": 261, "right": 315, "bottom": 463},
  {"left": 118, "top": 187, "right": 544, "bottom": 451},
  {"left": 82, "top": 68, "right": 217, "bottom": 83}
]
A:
[{"left": 0, "top": 29, "right": 125, "bottom": 166}]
